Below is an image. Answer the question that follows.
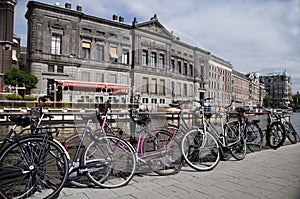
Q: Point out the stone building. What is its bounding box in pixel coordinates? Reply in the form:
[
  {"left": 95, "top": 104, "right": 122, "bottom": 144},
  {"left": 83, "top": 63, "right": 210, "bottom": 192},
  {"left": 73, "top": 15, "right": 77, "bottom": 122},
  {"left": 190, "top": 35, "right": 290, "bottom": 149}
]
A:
[
  {"left": 25, "top": 1, "right": 209, "bottom": 107},
  {"left": 0, "top": 0, "right": 17, "bottom": 91},
  {"left": 231, "top": 70, "right": 249, "bottom": 106},
  {"left": 207, "top": 55, "right": 233, "bottom": 110},
  {"left": 261, "top": 70, "right": 292, "bottom": 107},
  {"left": 245, "top": 72, "right": 266, "bottom": 107}
]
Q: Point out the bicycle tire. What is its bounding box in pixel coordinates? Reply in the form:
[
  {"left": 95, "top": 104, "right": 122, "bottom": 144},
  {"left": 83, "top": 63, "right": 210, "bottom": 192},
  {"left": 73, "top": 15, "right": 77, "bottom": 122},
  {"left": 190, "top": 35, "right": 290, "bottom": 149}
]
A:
[
  {"left": 63, "top": 133, "right": 94, "bottom": 188},
  {"left": 225, "top": 123, "right": 246, "bottom": 160},
  {"left": 142, "top": 130, "right": 183, "bottom": 176},
  {"left": 244, "top": 122, "right": 263, "bottom": 152},
  {"left": 0, "top": 136, "right": 68, "bottom": 199},
  {"left": 84, "top": 135, "right": 136, "bottom": 188},
  {"left": 181, "top": 129, "right": 220, "bottom": 171},
  {"left": 285, "top": 121, "right": 298, "bottom": 144},
  {"left": 266, "top": 121, "right": 286, "bottom": 149}
]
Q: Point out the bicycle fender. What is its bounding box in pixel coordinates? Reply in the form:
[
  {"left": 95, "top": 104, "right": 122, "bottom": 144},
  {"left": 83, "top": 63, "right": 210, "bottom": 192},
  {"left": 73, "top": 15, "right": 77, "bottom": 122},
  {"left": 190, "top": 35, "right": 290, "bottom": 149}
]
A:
[{"left": 53, "top": 138, "right": 71, "bottom": 160}]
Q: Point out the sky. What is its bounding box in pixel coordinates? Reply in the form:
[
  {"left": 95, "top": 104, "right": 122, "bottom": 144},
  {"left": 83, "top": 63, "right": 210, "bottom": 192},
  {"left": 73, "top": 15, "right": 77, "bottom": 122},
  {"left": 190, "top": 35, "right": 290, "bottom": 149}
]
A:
[{"left": 14, "top": 0, "right": 300, "bottom": 94}]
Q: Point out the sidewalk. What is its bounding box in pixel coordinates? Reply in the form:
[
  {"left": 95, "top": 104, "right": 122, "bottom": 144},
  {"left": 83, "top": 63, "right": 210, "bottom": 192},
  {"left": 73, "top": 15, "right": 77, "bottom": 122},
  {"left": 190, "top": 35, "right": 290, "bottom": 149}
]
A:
[{"left": 59, "top": 143, "right": 300, "bottom": 199}]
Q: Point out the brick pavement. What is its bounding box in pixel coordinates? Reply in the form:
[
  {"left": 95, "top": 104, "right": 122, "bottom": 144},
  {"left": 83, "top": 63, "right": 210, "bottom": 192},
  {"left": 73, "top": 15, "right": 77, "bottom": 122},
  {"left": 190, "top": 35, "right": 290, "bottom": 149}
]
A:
[{"left": 59, "top": 143, "right": 300, "bottom": 199}]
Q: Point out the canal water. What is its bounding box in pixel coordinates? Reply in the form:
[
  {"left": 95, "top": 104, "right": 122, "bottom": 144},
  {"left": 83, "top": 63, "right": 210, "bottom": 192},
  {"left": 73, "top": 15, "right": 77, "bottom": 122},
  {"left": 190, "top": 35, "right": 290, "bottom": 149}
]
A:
[{"left": 248, "top": 112, "right": 300, "bottom": 137}]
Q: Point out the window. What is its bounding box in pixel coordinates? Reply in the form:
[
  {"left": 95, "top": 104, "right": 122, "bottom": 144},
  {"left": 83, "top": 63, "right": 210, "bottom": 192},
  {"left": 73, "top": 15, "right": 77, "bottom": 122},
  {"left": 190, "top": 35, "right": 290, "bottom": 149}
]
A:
[
  {"left": 170, "top": 59, "right": 175, "bottom": 72},
  {"left": 177, "top": 82, "right": 181, "bottom": 96},
  {"left": 151, "top": 98, "right": 157, "bottom": 104},
  {"left": 122, "top": 49, "right": 129, "bottom": 64},
  {"left": 159, "top": 54, "right": 164, "bottom": 68},
  {"left": 81, "top": 72, "right": 90, "bottom": 82},
  {"left": 178, "top": 61, "right": 182, "bottom": 73},
  {"left": 183, "top": 84, "right": 187, "bottom": 96},
  {"left": 142, "top": 50, "right": 148, "bottom": 66},
  {"left": 159, "top": 79, "right": 165, "bottom": 95},
  {"left": 51, "top": 34, "right": 61, "bottom": 55},
  {"left": 48, "top": 65, "right": 54, "bottom": 72},
  {"left": 171, "top": 81, "right": 175, "bottom": 96},
  {"left": 142, "top": 98, "right": 149, "bottom": 103},
  {"left": 150, "top": 52, "right": 157, "bottom": 67},
  {"left": 82, "top": 41, "right": 91, "bottom": 59},
  {"left": 151, "top": 78, "right": 157, "bottom": 94},
  {"left": 183, "top": 63, "right": 188, "bottom": 75},
  {"left": 109, "top": 46, "right": 118, "bottom": 63},
  {"left": 190, "top": 64, "right": 193, "bottom": 76},
  {"left": 96, "top": 31, "right": 105, "bottom": 36},
  {"left": 142, "top": 77, "right": 149, "bottom": 93},
  {"left": 96, "top": 73, "right": 104, "bottom": 82},
  {"left": 57, "top": 65, "right": 64, "bottom": 73},
  {"left": 107, "top": 74, "right": 116, "bottom": 83},
  {"left": 82, "top": 28, "right": 91, "bottom": 33},
  {"left": 96, "top": 44, "right": 104, "bottom": 61}
]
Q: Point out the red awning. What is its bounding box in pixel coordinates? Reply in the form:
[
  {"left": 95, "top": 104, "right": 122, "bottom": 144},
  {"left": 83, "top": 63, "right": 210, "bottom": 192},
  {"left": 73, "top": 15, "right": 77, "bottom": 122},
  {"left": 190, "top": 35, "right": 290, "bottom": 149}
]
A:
[
  {"left": 109, "top": 90, "right": 129, "bottom": 95},
  {"left": 56, "top": 80, "right": 131, "bottom": 92}
]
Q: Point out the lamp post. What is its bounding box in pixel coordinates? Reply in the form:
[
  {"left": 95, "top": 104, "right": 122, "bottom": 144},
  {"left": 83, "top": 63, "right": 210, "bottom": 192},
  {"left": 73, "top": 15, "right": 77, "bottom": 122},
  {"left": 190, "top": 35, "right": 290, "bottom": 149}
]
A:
[{"left": 130, "top": 17, "right": 137, "bottom": 104}]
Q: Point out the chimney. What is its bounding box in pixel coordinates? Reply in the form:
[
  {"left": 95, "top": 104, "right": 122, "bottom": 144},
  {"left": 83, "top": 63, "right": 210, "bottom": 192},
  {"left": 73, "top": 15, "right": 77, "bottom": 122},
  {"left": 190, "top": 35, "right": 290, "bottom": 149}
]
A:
[
  {"left": 112, "top": 14, "right": 118, "bottom": 21},
  {"left": 119, "top": 16, "right": 124, "bottom": 23},
  {"left": 76, "top": 5, "right": 82, "bottom": 12},
  {"left": 65, "top": 2, "right": 71, "bottom": 9}
]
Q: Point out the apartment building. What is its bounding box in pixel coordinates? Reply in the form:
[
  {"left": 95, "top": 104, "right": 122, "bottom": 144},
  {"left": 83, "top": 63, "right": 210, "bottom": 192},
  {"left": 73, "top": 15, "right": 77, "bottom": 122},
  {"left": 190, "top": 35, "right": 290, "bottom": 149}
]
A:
[
  {"left": 231, "top": 70, "right": 249, "bottom": 106},
  {"left": 207, "top": 55, "right": 233, "bottom": 110},
  {"left": 261, "top": 70, "right": 292, "bottom": 107}
]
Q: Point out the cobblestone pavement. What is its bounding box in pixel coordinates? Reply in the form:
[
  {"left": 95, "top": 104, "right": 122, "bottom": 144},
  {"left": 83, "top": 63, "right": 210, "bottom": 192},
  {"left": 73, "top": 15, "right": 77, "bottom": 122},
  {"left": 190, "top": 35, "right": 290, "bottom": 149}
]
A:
[{"left": 59, "top": 143, "right": 300, "bottom": 199}]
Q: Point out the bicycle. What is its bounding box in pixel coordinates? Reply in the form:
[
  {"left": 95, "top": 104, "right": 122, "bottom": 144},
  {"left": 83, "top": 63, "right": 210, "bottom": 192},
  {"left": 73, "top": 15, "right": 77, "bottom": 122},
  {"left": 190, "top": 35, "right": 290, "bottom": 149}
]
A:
[
  {"left": 234, "top": 105, "right": 264, "bottom": 152},
  {"left": 0, "top": 112, "right": 69, "bottom": 199},
  {"left": 181, "top": 98, "right": 247, "bottom": 171},
  {"left": 277, "top": 114, "right": 298, "bottom": 144},
  {"left": 128, "top": 108, "right": 183, "bottom": 176},
  {"left": 264, "top": 109, "right": 287, "bottom": 149},
  {"left": 64, "top": 113, "right": 136, "bottom": 189}
]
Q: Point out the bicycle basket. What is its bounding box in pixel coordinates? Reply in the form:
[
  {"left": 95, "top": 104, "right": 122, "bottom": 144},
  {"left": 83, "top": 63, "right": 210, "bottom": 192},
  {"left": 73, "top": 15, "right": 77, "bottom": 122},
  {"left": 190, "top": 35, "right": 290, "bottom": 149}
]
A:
[{"left": 9, "top": 115, "right": 31, "bottom": 128}]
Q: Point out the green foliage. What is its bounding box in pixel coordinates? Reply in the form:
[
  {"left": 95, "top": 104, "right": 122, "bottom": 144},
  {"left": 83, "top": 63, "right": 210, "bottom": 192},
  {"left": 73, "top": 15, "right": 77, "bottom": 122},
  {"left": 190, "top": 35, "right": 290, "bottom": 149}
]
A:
[
  {"left": 263, "top": 95, "right": 271, "bottom": 107},
  {"left": 6, "top": 94, "right": 22, "bottom": 100},
  {"left": 18, "top": 54, "right": 26, "bottom": 71},
  {"left": 292, "top": 93, "right": 300, "bottom": 106},
  {"left": 24, "top": 74, "right": 38, "bottom": 90},
  {"left": 4, "top": 67, "right": 38, "bottom": 93},
  {"left": 4, "top": 68, "right": 24, "bottom": 86},
  {"left": 24, "top": 96, "right": 36, "bottom": 101}
]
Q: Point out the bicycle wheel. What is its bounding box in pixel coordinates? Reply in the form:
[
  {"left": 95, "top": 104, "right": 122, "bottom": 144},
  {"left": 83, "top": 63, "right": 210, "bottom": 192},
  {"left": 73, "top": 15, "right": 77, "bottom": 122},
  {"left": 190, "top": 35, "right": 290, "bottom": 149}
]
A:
[
  {"left": 0, "top": 136, "right": 68, "bottom": 199},
  {"left": 142, "top": 130, "right": 183, "bottom": 176},
  {"left": 285, "top": 121, "right": 298, "bottom": 144},
  {"left": 244, "top": 122, "right": 263, "bottom": 152},
  {"left": 84, "top": 135, "right": 136, "bottom": 188},
  {"left": 225, "top": 123, "right": 246, "bottom": 160},
  {"left": 181, "top": 129, "right": 220, "bottom": 171},
  {"left": 63, "top": 133, "right": 94, "bottom": 188},
  {"left": 266, "top": 121, "right": 286, "bottom": 149}
]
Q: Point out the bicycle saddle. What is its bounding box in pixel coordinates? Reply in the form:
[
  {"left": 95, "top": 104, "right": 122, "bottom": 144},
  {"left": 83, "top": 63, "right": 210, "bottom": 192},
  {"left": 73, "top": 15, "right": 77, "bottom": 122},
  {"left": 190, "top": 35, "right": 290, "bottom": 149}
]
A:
[
  {"left": 133, "top": 114, "right": 150, "bottom": 126},
  {"left": 81, "top": 113, "right": 97, "bottom": 121},
  {"left": 235, "top": 107, "right": 246, "bottom": 113}
]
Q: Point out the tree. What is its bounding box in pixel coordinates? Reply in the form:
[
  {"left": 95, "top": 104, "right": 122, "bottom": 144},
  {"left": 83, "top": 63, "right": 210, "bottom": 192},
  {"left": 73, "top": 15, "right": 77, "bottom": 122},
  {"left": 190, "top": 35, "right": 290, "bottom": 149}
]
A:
[
  {"left": 4, "top": 67, "right": 38, "bottom": 95},
  {"left": 292, "top": 93, "right": 300, "bottom": 107},
  {"left": 263, "top": 95, "right": 271, "bottom": 107}
]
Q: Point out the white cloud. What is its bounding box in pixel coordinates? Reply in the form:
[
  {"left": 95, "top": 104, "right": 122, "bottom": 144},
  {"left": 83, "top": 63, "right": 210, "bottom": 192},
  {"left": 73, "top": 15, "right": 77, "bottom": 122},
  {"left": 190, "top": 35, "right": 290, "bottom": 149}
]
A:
[{"left": 14, "top": 0, "right": 300, "bottom": 93}]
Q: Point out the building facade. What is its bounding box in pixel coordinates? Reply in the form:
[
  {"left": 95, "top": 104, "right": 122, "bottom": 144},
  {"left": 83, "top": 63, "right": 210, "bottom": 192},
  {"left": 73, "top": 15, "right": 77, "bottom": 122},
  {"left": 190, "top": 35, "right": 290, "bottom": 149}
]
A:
[
  {"left": 206, "top": 55, "right": 233, "bottom": 110},
  {"left": 261, "top": 70, "right": 292, "bottom": 107},
  {"left": 232, "top": 70, "right": 249, "bottom": 106},
  {"left": 0, "top": 0, "right": 17, "bottom": 91},
  {"left": 25, "top": 1, "right": 209, "bottom": 107}
]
